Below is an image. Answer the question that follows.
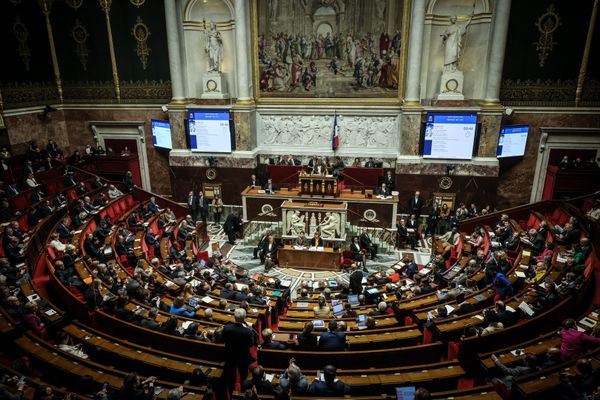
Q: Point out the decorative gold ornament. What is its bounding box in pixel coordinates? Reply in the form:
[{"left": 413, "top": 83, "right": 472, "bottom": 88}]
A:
[
  {"left": 206, "top": 168, "right": 217, "bottom": 180},
  {"left": 72, "top": 19, "right": 90, "bottom": 71},
  {"left": 533, "top": 4, "right": 562, "bottom": 68},
  {"left": 439, "top": 176, "right": 453, "bottom": 190},
  {"left": 12, "top": 16, "right": 31, "bottom": 72},
  {"left": 131, "top": 16, "right": 151, "bottom": 70},
  {"left": 66, "top": 0, "right": 83, "bottom": 9},
  {"left": 445, "top": 78, "right": 459, "bottom": 93},
  {"left": 129, "top": 0, "right": 145, "bottom": 7}
]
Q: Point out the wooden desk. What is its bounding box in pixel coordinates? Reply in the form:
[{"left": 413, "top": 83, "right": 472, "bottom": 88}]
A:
[
  {"left": 241, "top": 187, "right": 398, "bottom": 228},
  {"left": 278, "top": 245, "right": 340, "bottom": 271}
]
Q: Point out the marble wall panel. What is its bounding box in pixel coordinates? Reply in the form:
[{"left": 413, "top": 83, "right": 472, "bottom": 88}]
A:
[{"left": 496, "top": 112, "right": 600, "bottom": 208}]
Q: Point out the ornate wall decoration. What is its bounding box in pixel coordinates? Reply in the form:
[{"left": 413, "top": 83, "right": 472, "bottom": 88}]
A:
[
  {"left": 500, "top": 78, "right": 577, "bottom": 106},
  {"left": 12, "top": 16, "right": 31, "bottom": 72},
  {"left": 66, "top": 0, "right": 83, "bottom": 9},
  {"left": 119, "top": 80, "right": 171, "bottom": 102},
  {"left": 129, "top": 0, "right": 145, "bottom": 7},
  {"left": 71, "top": 19, "right": 90, "bottom": 71},
  {"left": 1, "top": 82, "right": 58, "bottom": 108},
  {"left": 131, "top": 16, "right": 151, "bottom": 70},
  {"left": 532, "top": 4, "right": 562, "bottom": 68},
  {"left": 259, "top": 114, "right": 398, "bottom": 150},
  {"left": 254, "top": 0, "right": 408, "bottom": 99}
]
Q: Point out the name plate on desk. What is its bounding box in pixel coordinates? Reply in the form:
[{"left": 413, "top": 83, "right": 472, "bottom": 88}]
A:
[
  {"left": 308, "top": 246, "right": 324, "bottom": 251},
  {"left": 257, "top": 190, "right": 266, "bottom": 194}
]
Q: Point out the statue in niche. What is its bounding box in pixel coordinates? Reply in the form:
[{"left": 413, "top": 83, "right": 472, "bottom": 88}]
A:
[
  {"left": 441, "top": 15, "right": 473, "bottom": 73},
  {"left": 205, "top": 21, "right": 223, "bottom": 73}
]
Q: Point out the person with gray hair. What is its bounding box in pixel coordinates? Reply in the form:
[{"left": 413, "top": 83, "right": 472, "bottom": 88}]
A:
[
  {"left": 279, "top": 358, "right": 308, "bottom": 394},
  {"left": 222, "top": 308, "right": 256, "bottom": 395},
  {"left": 166, "top": 386, "right": 183, "bottom": 400}
]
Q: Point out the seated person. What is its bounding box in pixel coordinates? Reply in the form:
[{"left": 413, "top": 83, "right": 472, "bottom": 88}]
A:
[
  {"left": 297, "top": 321, "right": 318, "bottom": 350},
  {"left": 318, "top": 320, "right": 346, "bottom": 351},
  {"left": 313, "top": 296, "right": 330, "bottom": 318},
  {"left": 376, "top": 183, "right": 390, "bottom": 196},
  {"left": 439, "top": 226, "right": 460, "bottom": 257},
  {"left": 241, "top": 365, "right": 274, "bottom": 396},
  {"left": 310, "top": 231, "right": 323, "bottom": 248},
  {"left": 359, "top": 228, "right": 378, "bottom": 260},
  {"left": 349, "top": 236, "right": 366, "bottom": 266},
  {"left": 169, "top": 296, "right": 197, "bottom": 317},
  {"left": 308, "top": 365, "right": 350, "bottom": 396},
  {"left": 263, "top": 178, "right": 275, "bottom": 194},
  {"left": 261, "top": 328, "right": 288, "bottom": 349}
]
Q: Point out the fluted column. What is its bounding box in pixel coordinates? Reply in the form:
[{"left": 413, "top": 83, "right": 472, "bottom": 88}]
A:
[
  {"left": 482, "top": 0, "right": 512, "bottom": 105},
  {"left": 164, "top": 0, "right": 185, "bottom": 102},
  {"left": 234, "top": 0, "right": 252, "bottom": 102},
  {"left": 403, "top": 0, "right": 426, "bottom": 106}
]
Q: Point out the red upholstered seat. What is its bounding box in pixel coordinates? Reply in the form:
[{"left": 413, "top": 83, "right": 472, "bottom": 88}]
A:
[{"left": 423, "top": 327, "right": 434, "bottom": 344}]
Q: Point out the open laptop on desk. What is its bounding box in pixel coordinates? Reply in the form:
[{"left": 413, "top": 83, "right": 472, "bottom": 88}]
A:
[
  {"left": 332, "top": 303, "right": 345, "bottom": 318},
  {"left": 348, "top": 294, "right": 359, "bottom": 306}
]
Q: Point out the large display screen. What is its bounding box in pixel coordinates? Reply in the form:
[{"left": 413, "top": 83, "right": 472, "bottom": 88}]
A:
[
  {"left": 497, "top": 125, "right": 529, "bottom": 158},
  {"left": 423, "top": 113, "right": 478, "bottom": 160},
  {"left": 187, "top": 110, "right": 232, "bottom": 153},
  {"left": 151, "top": 119, "right": 172, "bottom": 149}
]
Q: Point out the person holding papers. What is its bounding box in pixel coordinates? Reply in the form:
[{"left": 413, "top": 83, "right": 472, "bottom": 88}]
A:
[{"left": 263, "top": 178, "right": 275, "bottom": 194}]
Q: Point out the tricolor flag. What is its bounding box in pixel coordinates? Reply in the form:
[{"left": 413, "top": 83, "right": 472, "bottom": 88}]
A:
[{"left": 332, "top": 112, "right": 339, "bottom": 151}]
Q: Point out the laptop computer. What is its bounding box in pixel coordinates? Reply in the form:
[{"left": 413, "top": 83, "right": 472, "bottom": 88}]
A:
[
  {"left": 348, "top": 294, "right": 359, "bottom": 306},
  {"left": 357, "top": 314, "right": 367, "bottom": 329},
  {"left": 188, "top": 298, "right": 198, "bottom": 307},
  {"left": 332, "top": 303, "right": 345, "bottom": 318}
]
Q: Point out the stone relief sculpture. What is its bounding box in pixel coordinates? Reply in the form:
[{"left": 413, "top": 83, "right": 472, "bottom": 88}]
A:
[
  {"left": 286, "top": 210, "right": 306, "bottom": 236},
  {"left": 319, "top": 212, "right": 341, "bottom": 238}
]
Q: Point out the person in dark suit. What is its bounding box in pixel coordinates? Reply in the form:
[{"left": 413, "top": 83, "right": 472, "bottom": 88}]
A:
[
  {"left": 187, "top": 191, "right": 197, "bottom": 220},
  {"left": 250, "top": 174, "right": 261, "bottom": 188},
  {"left": 84, "top": 233, "right": 105, "bottom": 262},
  {"left": 145, "top": 230, "right": 161, "bottom": 252},
  {"left": 383, "top": 170, "right": 395, "bottom": 191},
  {"left": 262, "top": 235, "right": 278, "bottom": 271},
  {"left": 261, "top": 328, "right": 288, "bottom": 349},
  {"left": 297, "top": 321, "right": 318, "bottom": 350},
  {"left": 364, "top": 157, "right": 375, "bottom": 168},
  {"left": 359, "top": 228, "right": 378, "bottom": 260},
  {"left": 408, "top": 191, "right": 424, "bottom": 219},
  {"left": 349, "top": 236, "right": 366, "bottom": 269},
  {"left": 318, "top": 321, "right": 346, "bottom": 351},
  {"left": 57, "top": 218, "right": 73, "bottom": 240},
  {"left": 241, "top": 365, "right": 274, "bottom": 396},
  {"left": 6, "top": 184, "right": 19, "bottom": 198},
  {"left": 223, "top": 213, "right": 241, "bottom": 245},
  {"left": 349, "top": 265, "right": 363, "bottom": 294},
  {"left": 310, "top": 231, "right": 323, "bottom": 247},
  {"left": 124, "top": 171, "right": 135, "bottom": 192},
  {"left": 139, "top": 308, "right": 161, "bottom": 330},
  {"left": 146, "top": 197, "right": 161, "bottom": 215},
  {"left": 406, "top": 214, "right": 419, "bottom": 249},
  {"left": 376, "top": 183, "right": 390, "bottom": 196},
  {"left": 308, "top": 365, "right": 350, "bottom": 396},
  {"left": 196, "top": 191, "right": 209, "bottom": 222},
  {"left": 222, "top": 309, "right": 256, "bottom": 396},
  {"left": 254, "top": 232, "right": 269, "bottom": 260},
  {"left": 263, "top": 178, "right": 275, "bottom": 194}
]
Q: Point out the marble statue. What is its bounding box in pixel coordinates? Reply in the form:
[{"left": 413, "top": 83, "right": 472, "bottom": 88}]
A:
[
  {"left": 286, "top": 210, "right": 306, "bottom": 236},
  {"left": 205, "top": 21, "right": 223, "bottom": 73},
  {"left": 319, "top": 212, "right": 341, "bottom": 238},
  {"left": 441, "top": 15, "right": 473, "bottom": 73}
]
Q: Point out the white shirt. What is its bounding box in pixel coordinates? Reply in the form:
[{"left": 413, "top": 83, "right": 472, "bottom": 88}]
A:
[
  {"left": 50, "top": 239, "right": 66, "bottom": 252},
  {"left": 26, "top": 177, "right": 39, "bottom": 188}
]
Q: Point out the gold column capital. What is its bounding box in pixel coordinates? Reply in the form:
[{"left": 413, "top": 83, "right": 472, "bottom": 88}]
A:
[
  {"left": 98, "top": 0, "right": 112, "bottom": 13},
  {"left": 37, "top": 0, "right": 54, "bottom": 16}
]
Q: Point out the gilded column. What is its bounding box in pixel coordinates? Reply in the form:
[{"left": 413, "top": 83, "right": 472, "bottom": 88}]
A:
[
  {"left": 576, "top": 0, "right": 598, "bottom": 106},
  {"left": 403, "top": 0, "right": 426, "bottom": 106},
  {"left": 38, "top": 0, "right": 63, "bottom": 103},
  {"left": 98, "top": 0, "right": 120, "bottom": 102},
  {"left": 164, "top": 0, "right": 185, "bottom": 102},
  {"left": 482, "top": 0, "right": 512, "bottom": 105},
  {"left": 234, "top": 0, "right": 252, "bottom": 102}
]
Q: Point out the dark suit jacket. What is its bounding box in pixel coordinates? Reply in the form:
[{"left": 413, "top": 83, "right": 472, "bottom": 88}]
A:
[
  {"left": 308, "top": 379, "right": 350, "bottom": 396},
  {"left": 408, "top": 197, "right": 424, "bottom": 213},
  {"left": 349, "top": 270, "right": 363, "bottom": 294},
  {"left": 383, "top": 174, "right": 395, "bottom": 189},
  {"left": 222, "top": 322, "right": 255, "bottom": 363},
  {"left": 263, "top": 182, "right": 275, "bottom": 193},
  {"left": 57, "top": 223, "right": 73, "bottom": 239},
  {"left": 406, "top": 219, "right": 418, "bottom": 231},
  {"left": 188, "top": 195, "right": 198, "bottom": 212},
  {"left": 318, "top": 331, "right": 346, "bottom": 351},
  {"left": 262, "top": 241, "right": 278, "bottom": 258}
]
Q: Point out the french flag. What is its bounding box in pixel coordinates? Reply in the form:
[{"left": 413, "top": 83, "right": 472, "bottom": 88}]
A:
[{"left": 332, "top": 112, "right": 339, "bottom": 151}]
